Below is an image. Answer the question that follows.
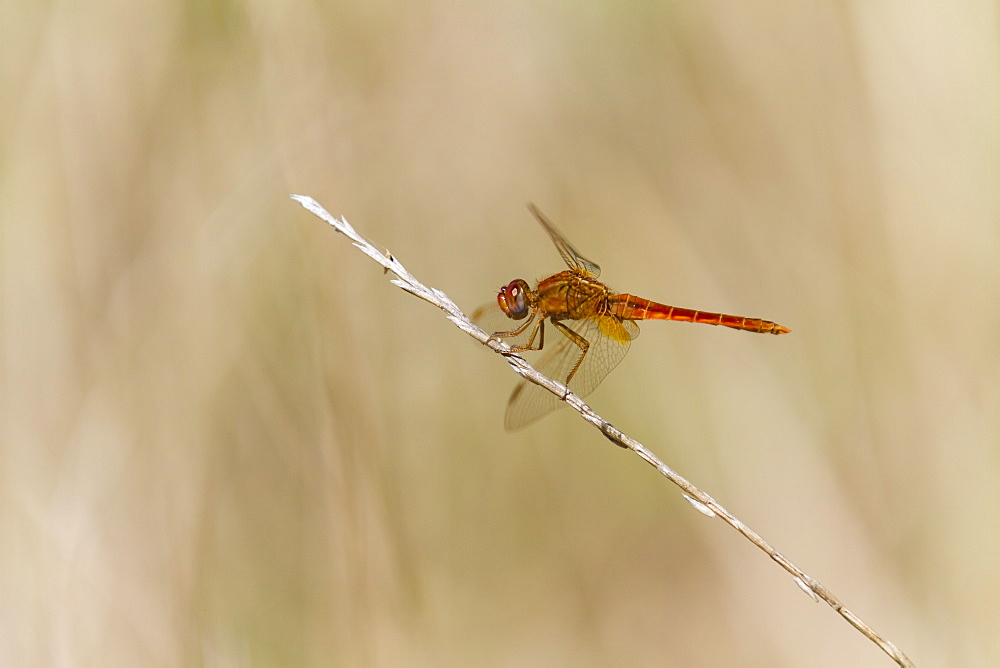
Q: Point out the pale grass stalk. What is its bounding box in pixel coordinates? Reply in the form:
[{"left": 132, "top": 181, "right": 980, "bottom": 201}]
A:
[{"left": 291, "top": 194, "right": 914, "bottom": 668}]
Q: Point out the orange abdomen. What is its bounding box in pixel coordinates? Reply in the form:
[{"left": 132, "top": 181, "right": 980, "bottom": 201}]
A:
[{"left": 613, "top": 294, "right": 790, "bottom": 335}]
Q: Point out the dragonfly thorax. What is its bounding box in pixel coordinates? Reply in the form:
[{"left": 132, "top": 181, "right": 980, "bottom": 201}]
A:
[{"left": 535, "top": 269, "right": 614, "bottom": 321}]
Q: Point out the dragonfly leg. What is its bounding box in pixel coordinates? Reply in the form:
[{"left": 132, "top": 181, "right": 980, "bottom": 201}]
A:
[
  {"left": 501, "top": 317, "right": 545, "bottom": 354},
  {"left": 490, "top": 307, "right": 538, "bottom": 340},
  {"left": 551, "top": 319, "right": 590, "bottom": 391}
]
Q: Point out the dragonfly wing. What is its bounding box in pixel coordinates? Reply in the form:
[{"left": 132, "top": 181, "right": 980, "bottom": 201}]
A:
[
  {"left": 621, "top": 318, "right": 639, "bottom": 341},
  {"left": 566, "top": 315, "right": 634, "bottom": 398},
  {"left": 503, "top": 335, "right": 574, "bottom": 431},
  {"left": 504, "top": 315, "right": 635, "bottom": 430},
  {"left": 528, "top": 203, "right": 602, "bottom": 278}
]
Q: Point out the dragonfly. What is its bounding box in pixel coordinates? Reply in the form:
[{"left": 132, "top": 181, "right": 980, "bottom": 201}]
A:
[{"left": 473, "top": 204, "right": 790, "bottom": 431}]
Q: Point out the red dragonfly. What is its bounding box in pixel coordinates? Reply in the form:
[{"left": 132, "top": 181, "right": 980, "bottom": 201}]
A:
[{"left": 474, "top": 204, "right": 790, "bottom": 431}]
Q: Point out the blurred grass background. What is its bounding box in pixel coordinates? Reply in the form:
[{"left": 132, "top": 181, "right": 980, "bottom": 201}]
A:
[{"left": 2, "top": 1, "right": 998, "bottom": 665}]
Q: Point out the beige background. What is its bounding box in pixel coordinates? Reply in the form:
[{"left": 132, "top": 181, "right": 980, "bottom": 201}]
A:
[{"left": 3, "top": 2, "right": 998, "bottom": 665}]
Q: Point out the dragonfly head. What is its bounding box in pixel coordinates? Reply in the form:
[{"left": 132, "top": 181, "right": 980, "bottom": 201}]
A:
[{"left": 498, "top": 279, "right": 531, "bottom": 320}]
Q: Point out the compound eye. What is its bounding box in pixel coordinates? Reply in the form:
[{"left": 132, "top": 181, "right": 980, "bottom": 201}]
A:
[{"left": 498, "top": 279, "right": 529, "bottom": 320}]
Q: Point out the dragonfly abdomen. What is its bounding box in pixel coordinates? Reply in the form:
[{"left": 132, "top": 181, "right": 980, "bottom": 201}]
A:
[{"left": 613, "top": 294, "right": 790, "bottom": 335}]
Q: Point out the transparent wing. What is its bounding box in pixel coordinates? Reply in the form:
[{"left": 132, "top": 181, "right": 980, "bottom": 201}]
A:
[
  {"left": 504, "top": 315, "right": 636, "bottom": 431},
  {"left": 620, "top": 318, "right": 639, "bottom": 341},
  {"left": 528, "top": 203, "right": 602, "bottom": 278}
]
